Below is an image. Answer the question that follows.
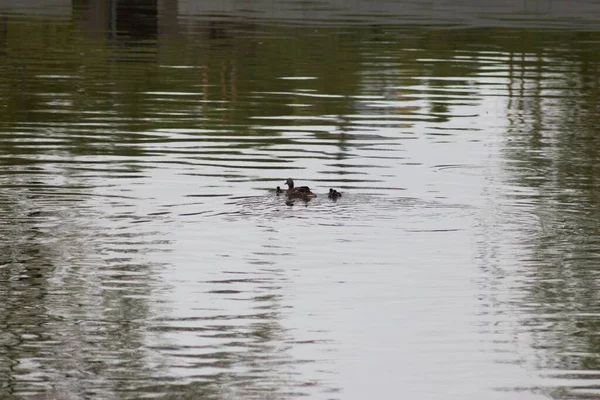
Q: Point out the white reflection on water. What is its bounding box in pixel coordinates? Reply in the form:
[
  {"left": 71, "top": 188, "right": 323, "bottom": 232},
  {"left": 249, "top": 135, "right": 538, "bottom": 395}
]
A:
[{"left": 69, "top": 84, "right": 526, "bottom": 398}]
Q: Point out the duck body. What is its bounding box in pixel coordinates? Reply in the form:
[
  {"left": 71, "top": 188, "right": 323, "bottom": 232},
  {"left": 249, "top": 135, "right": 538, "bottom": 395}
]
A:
[{"left": 285, "top": 178, "right": 316, "bottom": 199}]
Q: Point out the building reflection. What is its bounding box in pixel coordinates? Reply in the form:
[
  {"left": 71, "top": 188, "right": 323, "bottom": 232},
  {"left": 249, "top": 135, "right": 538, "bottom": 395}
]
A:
[{"left": 74, "top": 0, "right": 178, "bottom": 42}]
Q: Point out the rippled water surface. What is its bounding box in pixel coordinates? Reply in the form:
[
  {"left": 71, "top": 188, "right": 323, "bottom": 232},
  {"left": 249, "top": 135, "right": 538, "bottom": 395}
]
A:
[{"left": 2, "top": 1, "right": 600, "bottom": 399}]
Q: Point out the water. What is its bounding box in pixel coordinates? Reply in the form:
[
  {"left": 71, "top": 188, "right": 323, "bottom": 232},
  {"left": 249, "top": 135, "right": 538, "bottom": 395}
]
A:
[{"left": 1, "top": 1, "right": 600, "bottom": 399}]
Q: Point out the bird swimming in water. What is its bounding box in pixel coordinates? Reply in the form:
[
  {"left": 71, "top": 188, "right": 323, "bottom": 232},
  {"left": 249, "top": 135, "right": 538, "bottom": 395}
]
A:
[
  {"left": 284, "top": 178, "right": 316, "bottom": 199},
  {"left": 328, "top": 188, "right": 342, "bottom": 200}
]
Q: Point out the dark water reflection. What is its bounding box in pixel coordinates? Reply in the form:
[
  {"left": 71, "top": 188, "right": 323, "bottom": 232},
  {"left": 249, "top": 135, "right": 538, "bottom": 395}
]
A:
[{"left": 1, "top": 1, "right": 600, "bottom": 398}]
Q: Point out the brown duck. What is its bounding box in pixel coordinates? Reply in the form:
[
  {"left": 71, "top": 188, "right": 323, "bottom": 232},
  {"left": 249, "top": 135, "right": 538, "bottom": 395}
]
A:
[{"left": 284, "top": 178, "right": 316, "bottom": 199}]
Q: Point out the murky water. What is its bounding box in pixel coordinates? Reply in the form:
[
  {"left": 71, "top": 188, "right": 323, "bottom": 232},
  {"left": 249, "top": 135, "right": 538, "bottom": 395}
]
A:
[{"left": 1, "top": 1, "right": 600, "bottom": 399}]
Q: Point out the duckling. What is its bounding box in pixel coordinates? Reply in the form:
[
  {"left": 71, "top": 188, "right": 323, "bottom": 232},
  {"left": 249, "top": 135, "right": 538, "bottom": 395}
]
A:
[
  {"left": 276, "top": 186, "right": 283, "bottom": 195},
  {"left": 284, "top": 178, "right": 316, "bottom": 199},
  {"left": 328, "top": 188, "right": 342, "bottom": 200}
]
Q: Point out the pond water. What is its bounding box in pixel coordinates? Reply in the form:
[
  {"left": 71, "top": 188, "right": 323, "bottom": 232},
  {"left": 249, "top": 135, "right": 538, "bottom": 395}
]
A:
[{"left": 1, "top": 1, "right": 600, "bottom": 399}]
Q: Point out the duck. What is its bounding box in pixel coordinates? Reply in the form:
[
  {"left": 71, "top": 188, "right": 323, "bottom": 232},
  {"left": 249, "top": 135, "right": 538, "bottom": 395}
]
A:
[
  {"left": 284, "top": 178, "right": 316, "bottom": 199},
  {"left": 328, "top": 188, "right": 342, "bottom": 200}
]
